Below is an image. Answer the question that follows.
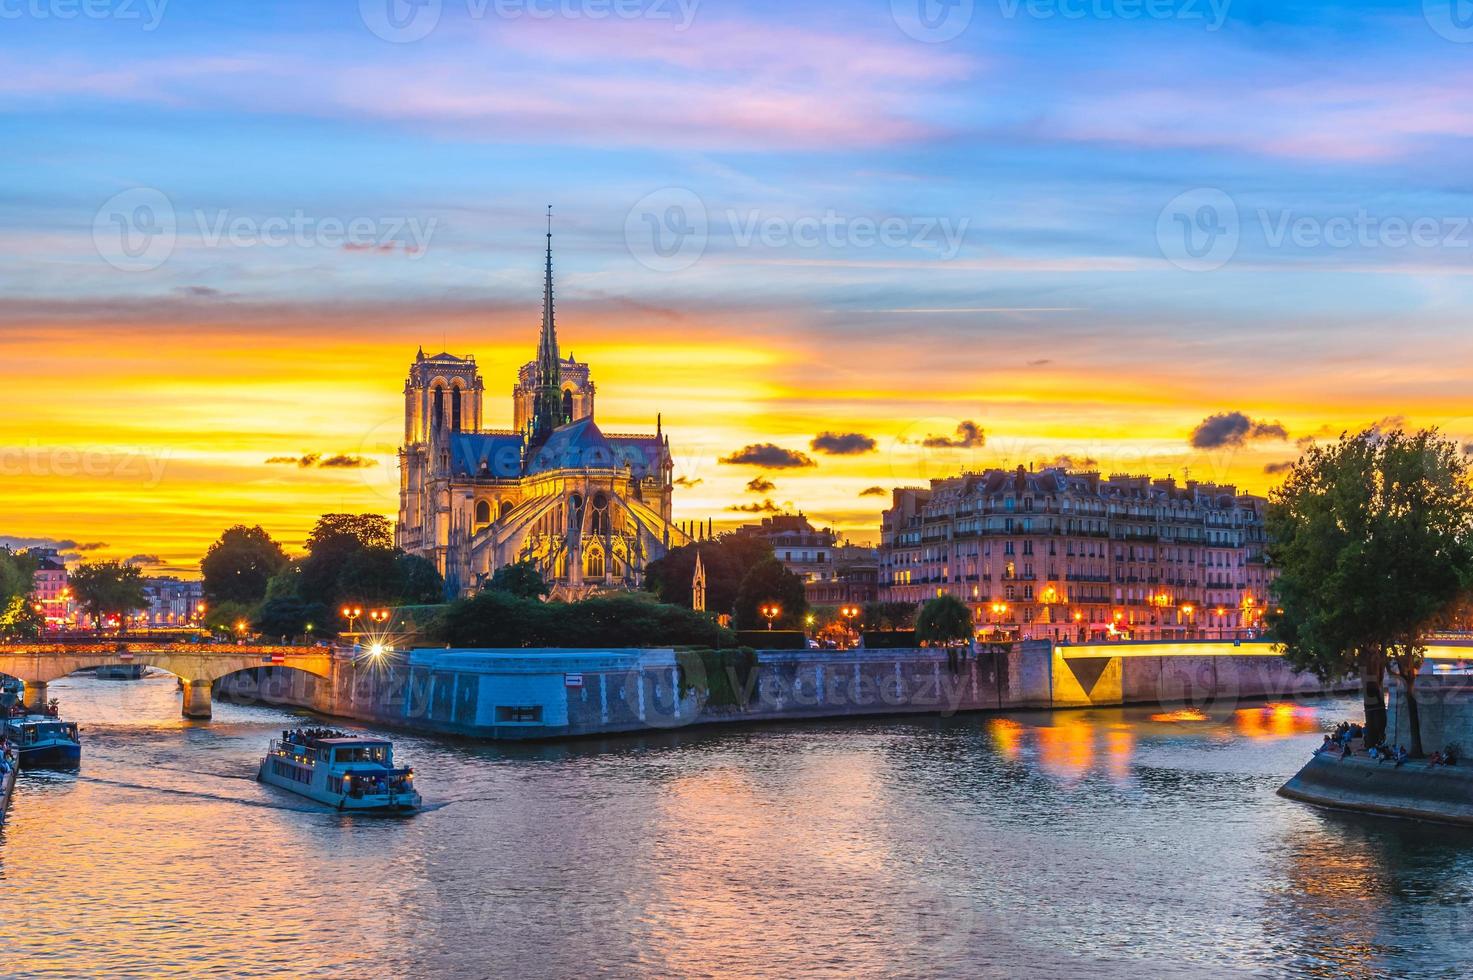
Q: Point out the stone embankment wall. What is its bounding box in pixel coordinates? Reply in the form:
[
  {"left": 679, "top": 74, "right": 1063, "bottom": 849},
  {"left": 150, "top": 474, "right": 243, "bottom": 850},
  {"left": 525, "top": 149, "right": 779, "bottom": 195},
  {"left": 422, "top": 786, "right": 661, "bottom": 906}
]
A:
[{"left": 217, "top": 640, "right": 1351, "bottom": 741}]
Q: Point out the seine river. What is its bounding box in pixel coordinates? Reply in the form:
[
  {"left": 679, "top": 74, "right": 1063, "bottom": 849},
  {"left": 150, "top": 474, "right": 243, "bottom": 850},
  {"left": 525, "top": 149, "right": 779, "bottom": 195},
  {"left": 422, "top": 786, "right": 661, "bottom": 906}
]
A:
[{"left": 3, "top": 674, "right": 1473, "bottom": 978}]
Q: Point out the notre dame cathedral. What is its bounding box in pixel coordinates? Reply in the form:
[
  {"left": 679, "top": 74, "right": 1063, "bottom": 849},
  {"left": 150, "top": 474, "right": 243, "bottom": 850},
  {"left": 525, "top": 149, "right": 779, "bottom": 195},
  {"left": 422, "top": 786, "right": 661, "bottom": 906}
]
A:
[{"left": 395, "top": 220, "right": 690, "bottom": 598}]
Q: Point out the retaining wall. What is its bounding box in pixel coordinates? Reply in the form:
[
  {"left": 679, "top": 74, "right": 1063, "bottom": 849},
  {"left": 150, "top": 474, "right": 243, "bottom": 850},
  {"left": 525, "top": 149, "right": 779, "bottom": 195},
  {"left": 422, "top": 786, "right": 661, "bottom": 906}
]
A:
[{"left": 217, "top": 640, "right": 1351, "bottom": 741}]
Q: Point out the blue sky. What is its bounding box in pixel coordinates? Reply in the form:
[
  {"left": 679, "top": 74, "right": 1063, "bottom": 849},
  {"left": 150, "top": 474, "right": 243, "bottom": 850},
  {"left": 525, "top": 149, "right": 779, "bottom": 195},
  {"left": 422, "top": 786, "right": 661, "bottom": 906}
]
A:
[{"left": 4, "top": 0, "right": 1473, "bottom": 561}]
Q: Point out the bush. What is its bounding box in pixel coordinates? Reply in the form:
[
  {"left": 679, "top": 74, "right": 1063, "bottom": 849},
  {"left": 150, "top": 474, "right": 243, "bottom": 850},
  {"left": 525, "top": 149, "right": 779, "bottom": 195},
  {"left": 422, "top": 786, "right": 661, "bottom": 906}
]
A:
[
  {"left": 735, "top": 629, "right": 808, "bottom": 650},
  {"left": 429, "top": 592, "right": 735, "bottom": 649},
  {"left": 859, "top": 630, "right": 919, "bottom": 649},
  {"left": 676, "top": 647, "right": 760, "bottom": 707}
]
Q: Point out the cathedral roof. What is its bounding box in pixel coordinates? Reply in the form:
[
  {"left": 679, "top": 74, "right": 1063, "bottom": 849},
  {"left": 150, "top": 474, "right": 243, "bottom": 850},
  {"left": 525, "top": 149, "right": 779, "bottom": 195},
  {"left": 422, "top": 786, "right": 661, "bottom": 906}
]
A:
[
  {"left": 448, "top": 432, "right": 525, "bottom": 479},
  {"left": 524, "top": 417, "right": 666, "bottom": 477}
]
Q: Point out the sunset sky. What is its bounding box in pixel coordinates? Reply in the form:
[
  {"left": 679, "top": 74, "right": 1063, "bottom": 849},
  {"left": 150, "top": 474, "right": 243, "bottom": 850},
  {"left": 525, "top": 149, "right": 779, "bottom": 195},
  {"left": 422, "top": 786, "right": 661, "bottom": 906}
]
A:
[{"left": 5, "top": 0, "right": 1473, "bottom": 572}]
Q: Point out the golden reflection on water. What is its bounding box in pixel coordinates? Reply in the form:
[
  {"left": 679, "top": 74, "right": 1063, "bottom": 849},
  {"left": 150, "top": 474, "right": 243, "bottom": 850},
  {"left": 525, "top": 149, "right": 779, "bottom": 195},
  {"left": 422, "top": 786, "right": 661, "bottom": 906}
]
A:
[
  {"left": 1234, "top": 702, "right": 1323, "bottom": 739},
  {"left": 647, "top": 758, "right": 894, "bottom": 977}
]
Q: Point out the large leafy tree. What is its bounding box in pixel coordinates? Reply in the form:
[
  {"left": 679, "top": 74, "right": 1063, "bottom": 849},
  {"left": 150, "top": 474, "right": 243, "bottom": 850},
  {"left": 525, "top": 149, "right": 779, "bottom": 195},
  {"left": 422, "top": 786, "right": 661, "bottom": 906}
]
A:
[
  {"left": 732, "top": 556, "right": 808, "bottom": 630},
  {"left": 487, "top": 560, "right": 550, "bottom": 600},
  {"left": 1268, "top": 428, "right": 1473, "bottom": 752},
  {"left": 201, "top": 525, "right": 289, "bottom": 605},
  {"left": 70, "top": 560, "right": 148, "bottom": 627},
  {"left": 296, "top": 514, "right": 443, "bottom": 612},
  {"left": 916, "top": 595, "right": 974, "bottom": 647},
  {"left": 0, "top": 548, "right": 40, "bottom": 638},
  {"left": 644, "top": 534, "right": 775, "bottom": 615}
]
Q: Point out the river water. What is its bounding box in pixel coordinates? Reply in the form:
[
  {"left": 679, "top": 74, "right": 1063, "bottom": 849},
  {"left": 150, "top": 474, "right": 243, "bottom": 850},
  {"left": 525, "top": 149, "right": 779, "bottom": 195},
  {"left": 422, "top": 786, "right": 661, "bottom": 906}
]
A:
[{"left": 2, "top": 674, "right": 1471, "bottom": 979}]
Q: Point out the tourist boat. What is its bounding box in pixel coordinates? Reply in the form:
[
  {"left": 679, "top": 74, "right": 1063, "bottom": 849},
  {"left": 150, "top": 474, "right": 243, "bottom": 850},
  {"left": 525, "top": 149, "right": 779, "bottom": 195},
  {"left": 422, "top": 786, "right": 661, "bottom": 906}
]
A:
[
  {"left": 257, "top": 728, "right": 422, "bottom": 814},
  {"left": 2, "top": 708, "right": 82, "bottom": 770}
]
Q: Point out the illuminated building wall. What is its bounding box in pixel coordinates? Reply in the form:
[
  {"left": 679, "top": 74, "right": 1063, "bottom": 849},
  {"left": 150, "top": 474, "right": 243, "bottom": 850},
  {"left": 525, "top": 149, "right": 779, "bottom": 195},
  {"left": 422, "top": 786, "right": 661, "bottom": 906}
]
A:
[{"left": 878, "top": 467, "right": 1273, "bottom": 642}]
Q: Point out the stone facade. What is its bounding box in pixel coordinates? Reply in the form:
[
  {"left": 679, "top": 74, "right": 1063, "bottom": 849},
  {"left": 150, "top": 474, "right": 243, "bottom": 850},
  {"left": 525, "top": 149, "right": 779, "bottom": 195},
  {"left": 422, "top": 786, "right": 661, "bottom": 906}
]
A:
[
  {"left": 879, "top": 467, "right": 1273, "bottom": 642},
  {"left": 395, "top": 229, "right": 688, "bottom": 598}
]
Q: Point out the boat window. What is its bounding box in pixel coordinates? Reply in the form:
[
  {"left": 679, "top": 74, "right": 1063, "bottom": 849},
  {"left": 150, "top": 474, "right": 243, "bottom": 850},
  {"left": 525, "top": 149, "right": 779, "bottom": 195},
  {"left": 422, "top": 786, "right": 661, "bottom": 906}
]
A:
[{"left": 334, "top": 745, "right": 389, "bottom": 764}]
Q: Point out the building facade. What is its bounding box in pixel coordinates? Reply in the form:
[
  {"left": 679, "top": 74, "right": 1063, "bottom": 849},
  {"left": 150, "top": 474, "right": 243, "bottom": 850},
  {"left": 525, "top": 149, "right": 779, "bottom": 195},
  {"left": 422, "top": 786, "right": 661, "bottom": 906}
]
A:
[
  {"left": 396, "top": 226, "right": 689, "bottom": 598},
  {"left": 732, "top": 514, "right": 880, "bottom": 599},
  {"left": 878, "top": 467, "right": 1273, "bottom": 642}
]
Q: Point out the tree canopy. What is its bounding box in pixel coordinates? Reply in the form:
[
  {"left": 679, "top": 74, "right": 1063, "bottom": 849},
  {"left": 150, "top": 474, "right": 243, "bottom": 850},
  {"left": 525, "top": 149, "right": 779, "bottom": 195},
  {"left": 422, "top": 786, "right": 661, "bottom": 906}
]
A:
[
  {"left": 201, "top": 525, "right": 288, "bottom": 605},
  {"left": 916, "top": 594, "right": 974, "bottom": 647},
  {"left": 432, "top": 591, "right": 732, "bottom": 649},
  {"left": 1268, "top": 427, "right": 1473, "bottom": 751},
  {"left": 0, "top": 549, "right": 40, "bottom": 638},
  {"left": 487, "top": 560, "right": 550, "bottom": 600},
  {"left": 643, "top": 534, "right": 775, "bottom": 615},
  {"left": 733, "top": 556, "right": 808, "bottom": 630},
  {"left": 295, "top": 514, "right": 443, "bottom": 612},
  {"left": 70, "top": 560, "right": 148, "bottom": 624}
]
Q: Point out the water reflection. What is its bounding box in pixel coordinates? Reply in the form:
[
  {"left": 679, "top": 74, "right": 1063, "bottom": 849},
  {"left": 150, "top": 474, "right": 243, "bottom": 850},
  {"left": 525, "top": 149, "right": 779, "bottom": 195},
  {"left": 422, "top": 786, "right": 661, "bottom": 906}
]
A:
[{"left": 6, "top": 678, "right": 1473, "bottom": 978}]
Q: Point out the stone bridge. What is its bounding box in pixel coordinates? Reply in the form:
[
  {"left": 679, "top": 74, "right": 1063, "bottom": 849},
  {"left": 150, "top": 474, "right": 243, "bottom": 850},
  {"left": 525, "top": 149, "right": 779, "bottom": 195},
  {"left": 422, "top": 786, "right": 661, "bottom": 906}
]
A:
[{"left": 0, "top": 643, "right": 335, "bottom": 719}]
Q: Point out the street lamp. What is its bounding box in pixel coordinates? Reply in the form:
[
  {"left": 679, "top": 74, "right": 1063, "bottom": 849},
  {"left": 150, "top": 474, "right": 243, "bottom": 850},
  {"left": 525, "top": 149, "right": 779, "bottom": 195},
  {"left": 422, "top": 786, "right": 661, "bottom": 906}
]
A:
[
  {"left": 341, "top": 606, "right": 363, "bottom": 633},
  {"left": 368, "top": 608, "right": 391, "bottom": 626},
  {"left": 760, "top": 603, "right": 781, "bottom": 631}
]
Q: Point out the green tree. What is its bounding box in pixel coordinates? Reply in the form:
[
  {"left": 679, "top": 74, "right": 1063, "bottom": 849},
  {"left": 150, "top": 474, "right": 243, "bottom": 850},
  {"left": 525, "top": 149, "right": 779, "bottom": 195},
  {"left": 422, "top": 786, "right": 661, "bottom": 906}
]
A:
[
  {"left": 733, "top": 556, "right": 807, "bottom": 630},
  {"left": 862, "top": 600, "right": 919, "bottom": 631},
  {"left": 487, "top": 560, "right": 550, "bottom": 600},
  {"left": 645, "top": 534, "right": 775, "bottom": 616},
  {"left": 200, "top": 525, "right": 289, "bottom": 606},
  {"left": 396, "top": 553, "right": 445, "bottom": 604},
  {"left": 430, "top": 590, "right": 731, "bottom": 649},
  {"left": 1268, "top": 428, "right": 1473, "bottom": 753},
  {"left": 916, "top": 594, "right": 974, "bottom": 647},
  {"left": 253, "top": 597, "right": 330, "bottom": 640},
  {"left": 297, "top": 514, "right": 435, "bottom": 610},
  {"left": 0, "top": 548, "right": 40, "bottom": 638},
  {"left": 69, "top": 560, "right": 148, "bottom": 627}
]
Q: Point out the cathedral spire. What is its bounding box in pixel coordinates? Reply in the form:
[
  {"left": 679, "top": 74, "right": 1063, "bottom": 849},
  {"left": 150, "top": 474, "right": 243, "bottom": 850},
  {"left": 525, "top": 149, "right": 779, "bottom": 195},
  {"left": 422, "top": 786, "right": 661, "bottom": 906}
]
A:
[{"left": 530, "top": 205, "right": 564, "bottom": 446}]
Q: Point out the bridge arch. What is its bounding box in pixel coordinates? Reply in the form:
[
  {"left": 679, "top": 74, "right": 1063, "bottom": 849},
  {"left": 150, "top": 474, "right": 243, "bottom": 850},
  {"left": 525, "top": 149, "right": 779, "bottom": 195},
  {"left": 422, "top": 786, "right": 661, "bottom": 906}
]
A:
[{"left": 0, "top": 643, "right": 335, "bottom": 720}]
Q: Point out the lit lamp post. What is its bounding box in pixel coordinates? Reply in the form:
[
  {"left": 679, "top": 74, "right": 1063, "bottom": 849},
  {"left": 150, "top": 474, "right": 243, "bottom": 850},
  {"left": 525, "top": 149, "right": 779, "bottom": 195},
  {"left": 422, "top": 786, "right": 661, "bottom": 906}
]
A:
[
  {"left": 840, "top": 604, "right": 861, "bottom": 648},
  {"left": 368, "top": 608, "right": 391, "bottom": 627},
  {"left": 341, "top": 605, "right": 364, "bottom": 635},
  {"left": 760, "top": 603, "right": 781, "bottom": 631}
]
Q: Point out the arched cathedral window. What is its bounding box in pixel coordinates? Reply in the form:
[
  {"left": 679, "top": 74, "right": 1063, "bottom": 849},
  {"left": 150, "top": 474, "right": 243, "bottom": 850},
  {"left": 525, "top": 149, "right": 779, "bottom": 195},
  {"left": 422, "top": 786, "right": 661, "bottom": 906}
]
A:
[
  {"left": 451, "top": 383, "right": 463, "bottom": 432},
  {"left": 432, "top": 385, "right": 445, "bottom": 430},
  {"left": 475, "top": 500, "right": 491, "bottom": 526}
]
